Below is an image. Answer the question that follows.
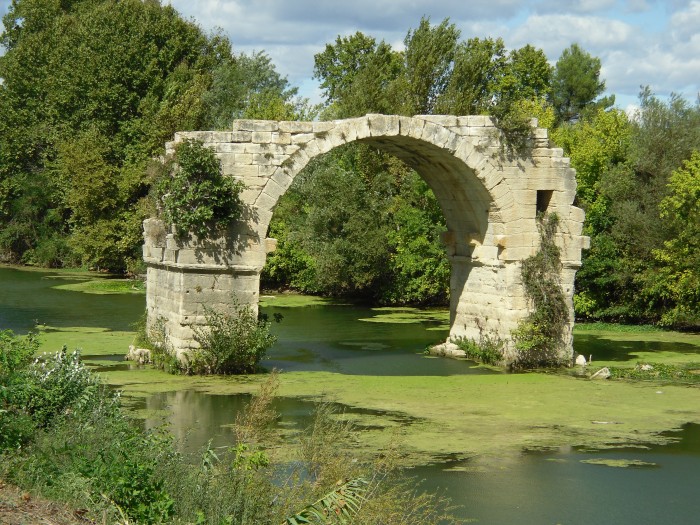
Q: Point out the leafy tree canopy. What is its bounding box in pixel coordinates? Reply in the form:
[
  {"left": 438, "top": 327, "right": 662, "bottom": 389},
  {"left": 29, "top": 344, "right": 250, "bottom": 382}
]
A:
[
  {"left": 550, "top": 43, "right": 614, "bottom": 124},
  {"left": 0, "top": 0, "right": 303, "bottom": 271}
]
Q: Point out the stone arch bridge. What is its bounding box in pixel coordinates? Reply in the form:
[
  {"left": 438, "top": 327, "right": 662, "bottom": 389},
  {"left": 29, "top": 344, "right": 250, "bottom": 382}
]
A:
[{"left": 143, "top": 114, "right": 588, "bottom": 363}]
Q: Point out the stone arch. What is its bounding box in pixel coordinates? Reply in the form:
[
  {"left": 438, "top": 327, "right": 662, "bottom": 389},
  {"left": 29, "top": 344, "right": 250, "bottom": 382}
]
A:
[{"left": 143, "top": 115, "right": 588, "bottom": 364}]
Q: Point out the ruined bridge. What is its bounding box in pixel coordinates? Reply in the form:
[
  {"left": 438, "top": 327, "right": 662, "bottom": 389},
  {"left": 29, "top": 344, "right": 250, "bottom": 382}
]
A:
[{"left": 143, "top": 114, "right": 588, "bottom": 364}]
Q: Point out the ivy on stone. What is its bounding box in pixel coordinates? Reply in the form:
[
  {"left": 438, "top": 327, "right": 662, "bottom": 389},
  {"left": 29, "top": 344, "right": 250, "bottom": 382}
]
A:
[
  {"left": 512, "top": 213, "right": 569, "bottom": 369},
  {"left": 156, "top": 139, "right": 244, "bottom": 239}
]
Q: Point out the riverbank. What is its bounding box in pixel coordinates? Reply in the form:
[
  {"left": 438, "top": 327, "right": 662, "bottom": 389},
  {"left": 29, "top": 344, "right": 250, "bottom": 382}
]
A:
[{"left": 0, "top": 482, "right": 88, "bottom": 525}]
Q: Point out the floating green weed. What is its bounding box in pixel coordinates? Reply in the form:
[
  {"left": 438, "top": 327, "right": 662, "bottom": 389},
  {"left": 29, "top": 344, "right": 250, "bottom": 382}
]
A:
[
  {"left": 580, "top": 458, "right": 657, "bottom": 468},
  {"left": 52, "top": 279, "right": 144, "bottom": 295}
]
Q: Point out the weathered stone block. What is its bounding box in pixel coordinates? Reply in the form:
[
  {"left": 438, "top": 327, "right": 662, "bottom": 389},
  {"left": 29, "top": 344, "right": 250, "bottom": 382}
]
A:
[
  {"left": 234, "top": 120, "right": 279, "bottom": 132},
  {"left": 279, "top": 121, "right": 313, "bottom": 133},
  {"left": 252, "top": 131, "right": 272, "bottom": 143}
]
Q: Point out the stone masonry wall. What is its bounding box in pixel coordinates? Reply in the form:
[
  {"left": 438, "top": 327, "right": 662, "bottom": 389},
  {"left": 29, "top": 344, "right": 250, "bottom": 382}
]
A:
[{"left": 144, "top": 115, "right": 588, "bottom": 363}]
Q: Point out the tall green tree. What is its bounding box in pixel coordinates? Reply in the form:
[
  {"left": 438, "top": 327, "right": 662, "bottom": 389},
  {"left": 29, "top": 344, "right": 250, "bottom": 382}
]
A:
[
  {"left": 400, "top": 17, "right": 459, "bottom": 115},
  {"left": 550, "top": 43, "right": 613, "bottom": 124},
  {"left": 313, "top": 32, "right": 402, "bottom": 118},
  {"left": 435, "top": 37, "right": 507, "bottom": 115},
  {"left": 203, "top": 50, "right": 310, "bottom": 128},
  {"left": 652, "top": 151, "right": 700, "bottom": 326}
]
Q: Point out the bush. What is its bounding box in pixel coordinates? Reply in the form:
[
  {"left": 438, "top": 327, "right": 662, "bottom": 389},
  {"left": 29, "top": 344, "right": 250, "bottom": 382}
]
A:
[
  {"left": 155, "top": 139, "right": 245, "bottom": 239},
  {"left": 192, "top": 304, "right": 277, "bottom": 374},
  {"left": 23, "top": 348, "right": 118, "bottom": 428},
  {"left": 452, "top": 335, "right": 503, "bottom": 366},
  {"left": 5, "top": 410, "right": 177, "bottom": 524},
  {"left": 0, "top": 331, "right": 38, "bottom": 450}
]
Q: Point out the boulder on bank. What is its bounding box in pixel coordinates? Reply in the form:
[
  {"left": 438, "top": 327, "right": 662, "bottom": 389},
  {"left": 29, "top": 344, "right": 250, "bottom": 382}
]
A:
[{"left": 590, "top": 367, "right": 611, "bottom": 380}]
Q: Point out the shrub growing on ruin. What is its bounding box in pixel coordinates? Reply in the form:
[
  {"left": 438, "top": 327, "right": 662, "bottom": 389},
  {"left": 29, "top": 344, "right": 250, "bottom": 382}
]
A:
[{"left": 156, "top": 139, "right": 245, "bottom": 239}]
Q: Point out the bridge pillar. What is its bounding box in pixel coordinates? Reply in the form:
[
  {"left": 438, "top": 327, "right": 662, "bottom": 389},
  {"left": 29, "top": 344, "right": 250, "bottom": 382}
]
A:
[{"left": 142, "top": 218, "right": 266, "bottom": 360}]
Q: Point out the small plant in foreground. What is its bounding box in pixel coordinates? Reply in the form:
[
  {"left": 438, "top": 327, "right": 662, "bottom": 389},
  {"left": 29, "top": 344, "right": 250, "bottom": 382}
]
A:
[
  {"left": 192, "top": 303, "right": 277, "bottom": 374},
  {"left": 452, "top": 334, "right": 504, "bottom": 366}
]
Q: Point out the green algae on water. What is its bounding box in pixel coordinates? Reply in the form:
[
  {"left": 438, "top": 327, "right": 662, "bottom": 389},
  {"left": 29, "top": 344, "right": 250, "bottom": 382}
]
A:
[
  {"left": 260, "top": 293, "right": 344, "bottom": 308},
  {"left": 37, "top": 325, "right": 136, "bottom": 356},
  {"left": 358, "top": 307, "right": 449, "bottom": 326},
  {"left": 51, "top": 279, "right": 145, "bottom": 295},
  {"left": 580, "top": 458, "right": 658, "bottom": 468}
]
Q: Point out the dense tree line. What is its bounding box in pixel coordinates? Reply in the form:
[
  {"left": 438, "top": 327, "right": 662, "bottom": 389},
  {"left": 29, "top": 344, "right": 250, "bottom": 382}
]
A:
[
  {"left": 556, "top": 90, "right": 700, "bottom": 327},
  {"left": 0, "top": 4, "right": 697, "bottom": 327},
  {"left": 265, "top": 18, "right": 699, "bottom": 326},
  {"left": 0, "top": 0, "right": 306, "bottom": 272}
]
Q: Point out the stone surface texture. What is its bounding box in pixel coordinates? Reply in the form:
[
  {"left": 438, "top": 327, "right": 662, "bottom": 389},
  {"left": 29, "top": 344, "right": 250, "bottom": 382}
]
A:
[{"left": 143, "top": 115, "right": 587, "bottom": 363}]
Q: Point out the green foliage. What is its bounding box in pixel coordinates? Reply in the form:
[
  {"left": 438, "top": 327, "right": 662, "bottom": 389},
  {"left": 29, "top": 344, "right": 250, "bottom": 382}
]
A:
[
  {"left": 1, "top": 333, "right": 119, "bottom": 450},
  {"left": 452, "top": 335, "right": 504, "bottom": 366},
  {"left": 653, "top": 151, "right": 700, "bottom": 326},
  {"left": 0, "top": 331, "right": 39, "bottom": 450},
  {"left": 192, "top": 303, "right": 277, "bottom": 375},
  {"left": 5, "top": 406, "right": 176, "bottom": 524},
  {"left": 263, "top": 146, "right": 449, "bottom": 305},
  {"left": 512, "top": 214, "right": 569, "bottom": 369},
  {"left": 401, "top": 17, "right": 460, "bottom": 115},
  {"left": 608, "top": 362, "right": 700, "bottom": 384},
  {"left": 313, "top": 32, "right": 403, "bottom": 118},
  {"left": 156, "top": 139, "right": 245, "bottom": 239},
  {"left": 283, "top": 478, "right": 369, "bottom": 525},
  {"left": 558, "top": 90, "right": 700, "bottom": 328},
  {"left": 203, "top": 50, "right": 314, "bottom": 128},
  {"left": 22, "top": 348, "right": 115, "bottom": 428},
  {"left": 0, "top": 0, "right": 305, "bottom": 271},
  {"left": 550, "top": 43, "right": 613, "bottom": 124}
]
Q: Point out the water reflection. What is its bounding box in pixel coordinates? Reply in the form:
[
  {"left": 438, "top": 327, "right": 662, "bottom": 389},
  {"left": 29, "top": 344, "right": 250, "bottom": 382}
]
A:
[
  {"left": 262, "top": 303, "right": 494, "bottom": 376},
  {"left": 0, "top": 267, "right": 143, "bottom": 333},
  {"left": 140, "top": 390, "right": 415, "bottom": 456},
  {"left": 141, "top": 388, "right": 700, "bottom": 524}
]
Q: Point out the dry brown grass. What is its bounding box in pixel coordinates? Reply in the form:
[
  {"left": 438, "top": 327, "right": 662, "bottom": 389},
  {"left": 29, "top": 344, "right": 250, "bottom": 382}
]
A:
[{"left": 0, "top": 482, "right": 92, "bottom": 525}]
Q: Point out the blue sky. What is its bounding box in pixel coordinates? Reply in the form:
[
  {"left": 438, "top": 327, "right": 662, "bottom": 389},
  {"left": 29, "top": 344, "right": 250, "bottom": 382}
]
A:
[{"left": 2, "top": 0, "right": 699, "bottom": 112}]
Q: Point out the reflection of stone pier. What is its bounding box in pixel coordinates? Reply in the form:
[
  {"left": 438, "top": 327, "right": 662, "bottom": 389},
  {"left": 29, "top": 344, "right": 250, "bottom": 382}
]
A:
[{"left": 144, "top": 115, "right": 587, "bottom": 364}]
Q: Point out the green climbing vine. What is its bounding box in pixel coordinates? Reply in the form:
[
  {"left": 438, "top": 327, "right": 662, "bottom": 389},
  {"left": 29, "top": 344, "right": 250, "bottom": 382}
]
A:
[
  {"left": 155, "top": 139, "right": 245, "bottom": 239},
  {"left": 512, "top": 213, "right": 569, "bottom": 369}
]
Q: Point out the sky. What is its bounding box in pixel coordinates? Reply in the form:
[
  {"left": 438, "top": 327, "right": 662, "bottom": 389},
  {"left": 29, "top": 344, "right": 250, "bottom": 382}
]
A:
[{"left": 2, "top": 0, "right": 699, "bottom": 112}]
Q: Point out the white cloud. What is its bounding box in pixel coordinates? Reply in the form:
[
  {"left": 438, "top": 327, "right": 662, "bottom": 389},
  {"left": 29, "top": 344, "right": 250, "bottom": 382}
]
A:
[
  {"left": 509, "top": 14, "right": 636, "bottom": 55},
  {"left": 669, "top": 0, "right": 700, "bottom": 43},
  {"left": 534, "top": 0, "right": 617, "bottom": 14}
]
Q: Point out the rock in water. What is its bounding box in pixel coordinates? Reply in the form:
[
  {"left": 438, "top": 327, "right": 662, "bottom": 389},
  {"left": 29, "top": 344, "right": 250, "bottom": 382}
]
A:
[{"left": 590, "top": 367, "right": 611, "bottom": 380}]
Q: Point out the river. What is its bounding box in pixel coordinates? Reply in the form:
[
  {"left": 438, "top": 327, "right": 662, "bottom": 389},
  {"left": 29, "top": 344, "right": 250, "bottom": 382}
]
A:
[{"left": 2, "top": 266, "right": 700, "bottom": 524}]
